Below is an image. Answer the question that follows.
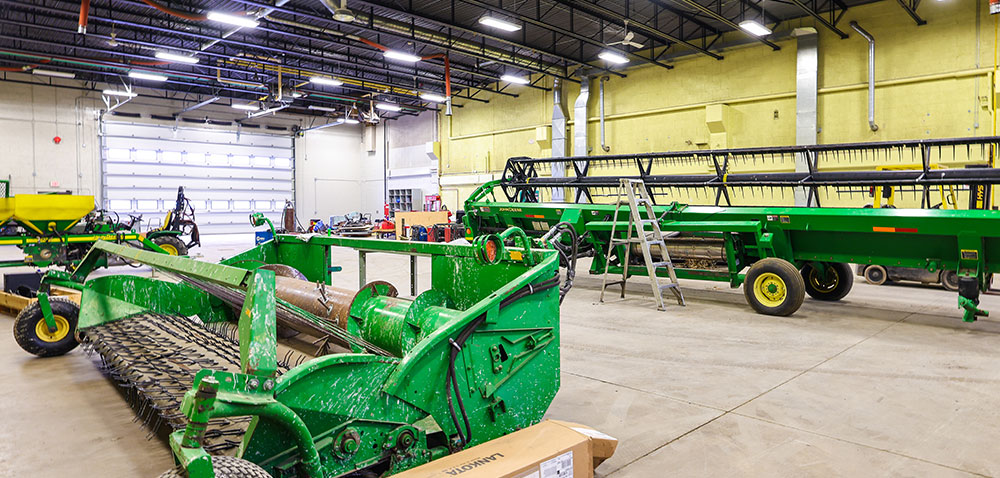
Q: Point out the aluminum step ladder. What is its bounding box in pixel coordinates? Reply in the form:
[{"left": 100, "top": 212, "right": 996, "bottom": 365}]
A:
[{"left": 600, "top": 178, "right": 685, "bottom": 310}]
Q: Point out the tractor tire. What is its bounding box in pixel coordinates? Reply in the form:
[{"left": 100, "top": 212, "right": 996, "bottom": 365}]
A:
[
  {"left": 157, "top": 456, "right": 271, "bottom": 478},
  {"left": 13, "top": 296, "right": 80, "bottom": 357},
  {"left": 863, "top": 265, "right": 888, "bottom": 285},
  {"left": 152, "top": 234, "right": 188, "bottom": 256},
  {"left": 743, "top": 258, "right": 806, "bottom": 317},
  {"left": 941, "top": 270, "right": 960, "bottom": 291},
  {"left": 801, "top": 262, "right": 854, "bottom": 301}
]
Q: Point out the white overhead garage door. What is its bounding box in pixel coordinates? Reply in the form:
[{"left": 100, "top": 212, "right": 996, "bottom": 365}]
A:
[{"left": 101, "top": 121, "right": 294, "bottom": 235}]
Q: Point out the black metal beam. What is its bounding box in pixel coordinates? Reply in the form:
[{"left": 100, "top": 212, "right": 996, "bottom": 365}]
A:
[
  {"left": 735, "top": 0, "right": 781, "bottom": 25},
  {"left": 651, "top": 0, "right": 780, "bottom": 51},
  {"left": 349, "top": 0, "right": 624, "bottom": 78},
  {"left": 896, "top": 0, "right": 927, "bottom": 26},
  {"left": 108, "top": 0, "right": 508, "bottom": 91},
  {"left": 5, "top": 0, "right": 508, "bottom": 105},
  {"left": 786, "top": 0, "right": 849, "bottom": 38},
  {"left": 0, "top": 23, "right": 436, "bottom": 111},
  {"left": 551, "top": 0, "right": 724, "bottom": 60},
  {"left": 227, "top": 0, "right": 577, "bottom": 83},
  {"left": 457, "top": 0, "right": 673, "bottom": 70},
  {"left": 648, "top": 0, "right": 720, "bottom": 36}
]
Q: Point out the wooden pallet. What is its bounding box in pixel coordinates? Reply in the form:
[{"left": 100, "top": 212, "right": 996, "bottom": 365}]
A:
[{"left": 0, "top": 287, "right": 81, "bottom": 317}]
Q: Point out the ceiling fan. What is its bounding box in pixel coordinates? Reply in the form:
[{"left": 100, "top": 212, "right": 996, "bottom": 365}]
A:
[{"left": 607, "top": 20, "right": 644, "bottom": 49}]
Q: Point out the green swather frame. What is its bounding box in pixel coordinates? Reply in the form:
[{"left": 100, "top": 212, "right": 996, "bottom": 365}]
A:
[
  {"left": 465, "top": 180, "right": 1000, "bottom": 321},
  {"left": 62, "top": 228, "right": 561, "bottom": 478}
]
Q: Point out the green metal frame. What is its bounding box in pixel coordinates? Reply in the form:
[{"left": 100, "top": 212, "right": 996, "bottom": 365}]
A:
[
  {"left": 64, "top": 230, "right": 561, "bottom": 478},
  {"left": 0, "top": 229, "right": 173, "bottom": 269},
  {"left": 465, "top": 180, "right": 1000, "bottom": 321},
  {"left": 0, "top": 179, "right": 181, "bottom": 269}
]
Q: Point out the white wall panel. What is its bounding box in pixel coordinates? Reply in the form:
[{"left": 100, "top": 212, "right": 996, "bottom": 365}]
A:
[
  {"left": 101, "top": 121, "right": 294, "bottom": 235},
  {"left": 294, "top": 124, "right": 383, "bottom": 221}
]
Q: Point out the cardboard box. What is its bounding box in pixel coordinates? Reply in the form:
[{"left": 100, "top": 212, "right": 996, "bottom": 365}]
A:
[{"left": 393, "top": 420, "right": 618, "bottom": 478}]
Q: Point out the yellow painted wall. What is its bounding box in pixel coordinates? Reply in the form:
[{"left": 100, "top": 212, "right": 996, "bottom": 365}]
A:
[{"left": 439, "top": 1, "right": 996, "bottom": 210}]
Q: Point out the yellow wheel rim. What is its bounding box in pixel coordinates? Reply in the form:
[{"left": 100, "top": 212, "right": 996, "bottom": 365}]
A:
[
  {"left": 753, "top": 272, "right": 787, "bottom": 307},
  {"left": 159, "top": 243, "right": 179, "bottom": 255},
  {"left": 35, "top": 315, "right": 70, "bottom": 343},
  {"left": 809, "top": 267, "right": 839, "bottom": 292}
]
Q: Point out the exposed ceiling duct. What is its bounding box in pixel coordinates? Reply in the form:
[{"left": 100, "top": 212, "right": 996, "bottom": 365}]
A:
[{"left": 320, "top": 0, "right": 355, "bottom": 23}]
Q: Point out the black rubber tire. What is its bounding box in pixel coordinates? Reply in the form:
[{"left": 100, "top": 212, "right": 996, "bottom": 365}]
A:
[
  {"left": 743, "top": 258, "right": 806, "bottom": 317},
  {"left": 941, "top": 270, "right": 960, "bottom": 291},
  {"left": 157, "top": 456, "right": 272, "bottom": 478},
  {"left": 801, "top": 262, "right": 854, "bottom": 301},
  {"left": 863, "top": 265, "right": 888, "bottom": 286},
  {"left": 151, "top": 234, "right": 188, "bottom": 256},
  {"left": 13, "top": 296, "right": 80, "bottom": 357}
]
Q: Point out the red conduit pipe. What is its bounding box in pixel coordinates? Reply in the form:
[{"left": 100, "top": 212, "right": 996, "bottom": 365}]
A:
[
  {"left": 421, "top": 53, "right": 451, "bottom": 99},
  {"left": 358, "top": 38, "right": 388, "bottom": 51},
  {"left": 78, "top": 0, "right": 91, "bottom": 34},
  {"left": 139, "top": 0, "right": 208, "bottom": 21},
  {"left": 129, "top": 60, "right": 171, "bottom": 66},
  {"left": 421, "top": 53, "right": 452, "bottom": 115}
]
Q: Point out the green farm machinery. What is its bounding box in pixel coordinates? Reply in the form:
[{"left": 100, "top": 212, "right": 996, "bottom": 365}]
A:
[
  {"left": 16, "top": 214, "right": 564, "bottom": 478},
  {"left": 464, "top": 137, "right": 1000, "bottom": 322},
  {"left": 0, "top": 181, "right": 195, "bottom": 269}
]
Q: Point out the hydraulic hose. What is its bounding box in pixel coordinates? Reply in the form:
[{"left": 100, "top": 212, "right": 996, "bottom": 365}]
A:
[
  {"left": 541, "top": 222, "right": 579, "bottom": 303},
  {"left": 445, "top": 274, "right": 560, "bottom": 448}
]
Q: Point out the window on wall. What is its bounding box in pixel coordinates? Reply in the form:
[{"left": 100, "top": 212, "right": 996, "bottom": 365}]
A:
[{"left": 135, "top": 150, "right": 157, "bottom": 162}]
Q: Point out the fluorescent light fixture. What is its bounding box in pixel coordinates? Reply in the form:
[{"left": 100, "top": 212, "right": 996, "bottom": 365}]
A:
[
  {"left": 478, "top": 16, "right": 521, "bottom": 32},
  {"left": 420, "top": 93, "right": 447, "bottom": 103},
  {"left": 129, "top": 71, "right": 168, "bottom": 82},
  {"left": 155, "top": 51, "right": 199, "bottom": 64},
  {"left": 310, "top": 76, "right": 343, "bottom": 86},
  {"left": 739, "top": 19, "right": 772, "bottom": 37},
  {"left": 343, "top": 117, "right": 360, "bottom": 124},
  {"left": 383, "top": 50, "right": 422, "bottom": 63},
  {"left": 206, "top": 11, "right": 258, "bottom": 28},
  {"left": 247, "top": 105, "right": 289, "bottom": 119},
  {"left": 375, "top": 102, "right": 401, "bottom": 112},
  {"left": 103, "top": 89, "right": 138, "bottom": 98},
  {"left": 307, "top": 120, "right": 345, "bottom": 132},
  {"left": 32, "top": 69, "right": 76, "bottom": 79},
  {"left": 231, "top": 103, "right": 260, "bottom": 111},
  {"left": 500, "top": 74, "right": 529, "bottom": 85},
  {"left": 307, "top": 105, "right": 338, "bottom": 112},
  {"left": 598, "top": 51, "right": 629, "bottom": 64}
]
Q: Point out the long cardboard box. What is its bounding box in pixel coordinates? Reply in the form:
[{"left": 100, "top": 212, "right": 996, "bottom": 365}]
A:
[{"left": 393, "top": 420, "right": 618, "bottom": 478}]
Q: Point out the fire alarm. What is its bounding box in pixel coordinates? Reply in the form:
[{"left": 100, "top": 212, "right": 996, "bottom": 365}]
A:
[{"left": 53, "top": 136, "right": 61, "bottom": 144}]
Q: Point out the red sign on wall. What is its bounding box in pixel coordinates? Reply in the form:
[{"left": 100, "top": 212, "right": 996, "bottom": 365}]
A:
[{"left": 992, "top": 0, "right": 1000, "bottom": 14}]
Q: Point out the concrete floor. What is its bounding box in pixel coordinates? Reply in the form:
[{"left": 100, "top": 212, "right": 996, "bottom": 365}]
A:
[{"left": 2, "top": 236, "right": 1000, "bottom": 477}]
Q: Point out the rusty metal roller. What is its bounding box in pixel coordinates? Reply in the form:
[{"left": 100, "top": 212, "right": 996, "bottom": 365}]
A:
[
  {"left": 273, "top": 276, "right": 356, "bottom": 328},
  {"left": 272, "top": 276, "right": 400, "bottom": 331}
]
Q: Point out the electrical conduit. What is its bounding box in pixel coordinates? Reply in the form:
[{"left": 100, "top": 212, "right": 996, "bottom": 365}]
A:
[
  {"left": 78, "top": 0, "right": 90, "bottom": 34},
  {"left": 850, "top": 21, "right": 878, "bottom": 132}
]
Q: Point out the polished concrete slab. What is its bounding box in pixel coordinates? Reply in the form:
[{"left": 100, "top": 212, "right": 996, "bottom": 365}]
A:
[{"left": 1, "top": 236, "right": 998, "bottom": 477}]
